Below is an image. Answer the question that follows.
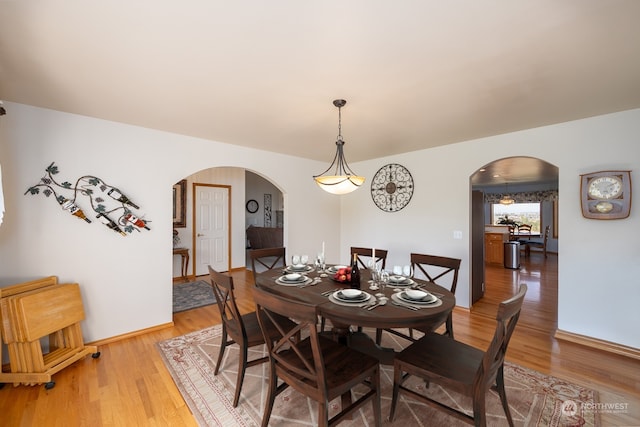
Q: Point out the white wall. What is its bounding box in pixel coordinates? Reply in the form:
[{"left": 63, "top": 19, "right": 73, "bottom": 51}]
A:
[
  {"left": 0, "top": 103, "right": 340, "bottom": 342},
  {"left": 1, "top": 103, "right": 639, "bottom": 350},
  {"left": 245, "top": 171, "right": 283, "bottom": 228},
  {"left": 339, "top": 109, "right": 640, "bottom": 349}
]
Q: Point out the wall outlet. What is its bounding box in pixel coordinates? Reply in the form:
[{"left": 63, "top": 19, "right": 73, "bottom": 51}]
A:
[{"left": 453, "top": 230, "right": 463, "bottom": 240}]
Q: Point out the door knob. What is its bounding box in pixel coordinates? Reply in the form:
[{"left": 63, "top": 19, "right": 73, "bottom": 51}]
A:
[{"left": 197, "top": 233, "right": 204, "bottom": 237}]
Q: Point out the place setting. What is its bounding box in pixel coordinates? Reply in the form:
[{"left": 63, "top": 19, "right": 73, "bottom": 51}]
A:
[
  {"left": 274, "top": 273, "right": 313, "bottom": 287},
  {"left": 284, "top": 254, "right": 314, "bottom": 274},
  {"left": 390, "top": 288, "right": 442, "bottom": 309},
  {"left": 327, "top": 288, "right": 376, "bottom": 308}
]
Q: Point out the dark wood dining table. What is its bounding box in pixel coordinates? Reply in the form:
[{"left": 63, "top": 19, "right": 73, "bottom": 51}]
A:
[{"left": 254, "top": 265, "right": 456, "bottom": 365}]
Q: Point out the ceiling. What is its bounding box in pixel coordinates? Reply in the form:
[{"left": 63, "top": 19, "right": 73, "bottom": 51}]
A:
[
  {"left": 470, "top": 156, "right": 559, "bottom": 187},
  {"left": 1, "top": 1, "right": 639, "bottom": 185}
]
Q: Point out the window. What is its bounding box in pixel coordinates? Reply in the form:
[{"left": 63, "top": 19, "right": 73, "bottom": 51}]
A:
[{"left": 492, "top": 202, "right": 541, "bottom": 233}]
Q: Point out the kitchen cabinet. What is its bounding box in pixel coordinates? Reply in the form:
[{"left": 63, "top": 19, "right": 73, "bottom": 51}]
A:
[{"left": 485, "top": 232, "right": 507, "bottom": 265}]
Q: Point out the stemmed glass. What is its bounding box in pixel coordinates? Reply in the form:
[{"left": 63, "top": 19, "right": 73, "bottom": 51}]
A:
[
  {"left": 403, "top": 264, "right": 414, "bottom": 278},
  {"left": 301, "top": 254, "right": 309, "bottom": 265},
  {"left": 292, "top": 254, "right": 300, "bottom": 265},
  {"left": 375, "top": 270, "right": 389, "bottom": 298},
  {"left": 315, "top": 252, "right": 326, "bottom": 273}
]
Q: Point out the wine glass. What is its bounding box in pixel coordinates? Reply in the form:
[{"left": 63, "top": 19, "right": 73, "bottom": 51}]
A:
[
  {"left": 291, "top": 254, "right": 300, "bottom": 265},
  {"left": 375, "top": 270, "right": 389, "bottom": 298},
  {"left": 316, "top": 252, "right": 326, "bottom": 273},
  {"left": 369, "top": 269, "right": 380, "bottom": 291},
  {"left": 301, "top": 254, "right": 309, "bottom": 265},
  {"left": 403, "top": 264, "right": 414, "bottom": 278}
]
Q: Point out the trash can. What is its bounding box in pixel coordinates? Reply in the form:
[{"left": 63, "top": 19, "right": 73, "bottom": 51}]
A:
[{"left": 504, "top": 241, "right": 520, "bottom": 269}]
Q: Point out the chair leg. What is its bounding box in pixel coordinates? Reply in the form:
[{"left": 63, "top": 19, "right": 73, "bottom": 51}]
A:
[
  {"left": 214, "top": 328, "right": 227, "bottom": 375},
  {"left": 233, "top": 345, "right": 248, "bottom": 407},
  {"left": 472, "top": 391, "right": 487, "bottom": 427},
  {"left": 445, "top": 314, "right": 454, "bottom": 339},
  {"left": 372, "top": 368, "right": 382, "bottom": 427},
  {"left": 375, "top": 328, "right": 383, "bottom": 345},
  {"left": 261, "top": 365, "right": 277, "bottom": 427},
  {"left": 389, "top": 363, "right": 404, "bottom": 421},
  {"left": 318, "top": 401, "right": 329, "bottom": 427},
  {"left": 496, "top": 366, "right": 514, "bottom": 427}
]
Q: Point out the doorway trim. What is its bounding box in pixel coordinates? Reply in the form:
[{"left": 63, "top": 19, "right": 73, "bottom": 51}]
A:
[{"left": 192, "top": 183, "right": 232, "bottom": 275}]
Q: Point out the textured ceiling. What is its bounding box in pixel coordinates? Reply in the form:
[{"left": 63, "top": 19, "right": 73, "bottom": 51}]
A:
[{"left": 1, "top": 1, "right": 639, "bottom": 185}]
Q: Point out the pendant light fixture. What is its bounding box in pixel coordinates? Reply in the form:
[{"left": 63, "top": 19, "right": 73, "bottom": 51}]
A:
[
  {"left": 500, "top": 182, "right": 515, "bottom": 205},
  {"left": 313, "top": 99, "right": 365, "bottom": 195}
]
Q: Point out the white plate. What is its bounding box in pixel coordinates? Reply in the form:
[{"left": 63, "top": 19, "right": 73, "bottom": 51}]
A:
[
  {"left": 398, "top": 291, "right": 437, "bottom": 305},
  {"left": 276, "top": 276, "right": 312, "bottom": 286},
  {"left": 391, "top": 292, "right": 442, "bottom": 309},
  {"left": 327, "top": 265, "right": 348, "bottom": 274},
  {"left": 387, "top": 277, "right": 414, "bottom": 287},
  {"left": 333, "top": 290, "right": 371, "bottom": 303},
  {"left": 278, "top": 274, "right": 305, "bottom": 283},
  {"left": 286, "top": 265, "right": 313, "bottom": 273}
]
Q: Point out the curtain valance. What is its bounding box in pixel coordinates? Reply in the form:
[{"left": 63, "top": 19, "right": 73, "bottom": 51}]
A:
[{"left": 484, "top": 189, "right": 558, "bottom": 204}]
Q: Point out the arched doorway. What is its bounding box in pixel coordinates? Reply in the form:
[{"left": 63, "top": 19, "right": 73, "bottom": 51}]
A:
[
  {"left": 470, "top": 156, "right": 558, "bottom": 330},
  {"left": 172, "top": 167, "right": 284, "bottom": 280}
]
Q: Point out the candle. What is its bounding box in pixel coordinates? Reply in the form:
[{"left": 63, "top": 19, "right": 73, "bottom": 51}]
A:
[{"left": 322, "top": 241, "right": 325, "bottom": 257}]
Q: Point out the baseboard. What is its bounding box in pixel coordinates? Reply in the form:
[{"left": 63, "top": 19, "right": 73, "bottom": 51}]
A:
[
  {"left": 88, "top": 322, "right": 174, "bottom": 347},
  {"left": 555, "top": 329, "right": 640, "bottom": 360}
]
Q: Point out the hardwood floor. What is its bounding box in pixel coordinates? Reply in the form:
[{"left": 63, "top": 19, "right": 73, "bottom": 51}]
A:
[{"left": 1, "top": 253, "right": 638, "bottom": 426}]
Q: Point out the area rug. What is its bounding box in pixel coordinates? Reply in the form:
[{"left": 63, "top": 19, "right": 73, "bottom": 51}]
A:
[
  {"left": 157, "top": 325, "right": 599, "bottom": 426},
  {"left": 173, "top": 280, "right": 216, "bottom": 313}
]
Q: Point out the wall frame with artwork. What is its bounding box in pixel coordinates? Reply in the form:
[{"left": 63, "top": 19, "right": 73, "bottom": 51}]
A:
[{"left": 173, "top": 180, "right": 186, "bottom": 228}]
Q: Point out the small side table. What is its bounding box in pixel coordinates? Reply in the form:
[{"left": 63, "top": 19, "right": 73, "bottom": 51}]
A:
[{"left": 173, "top": 247, "right": 190, "bottom": 281}]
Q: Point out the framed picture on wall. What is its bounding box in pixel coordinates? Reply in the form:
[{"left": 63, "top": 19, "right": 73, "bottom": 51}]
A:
[{"left": 173, "top": 180, "right": 186, "bottom": 228}]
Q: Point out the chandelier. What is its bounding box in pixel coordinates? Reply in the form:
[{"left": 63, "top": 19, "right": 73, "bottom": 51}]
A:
[
  {"left": 500, "top": 182, "right": 515, "bottom": 205},
  {"left": 313, "top": 99, "right": 365, "bottom": 195}
]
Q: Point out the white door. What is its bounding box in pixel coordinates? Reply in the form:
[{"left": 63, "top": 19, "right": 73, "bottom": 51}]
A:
[{"left": 194, "top": 184, "right": 230, "bottom": 275}]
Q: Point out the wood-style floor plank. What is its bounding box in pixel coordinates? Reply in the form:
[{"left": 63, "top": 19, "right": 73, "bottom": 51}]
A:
[{"left": 1, "top": 254, "right": 638, "bottom": 425}]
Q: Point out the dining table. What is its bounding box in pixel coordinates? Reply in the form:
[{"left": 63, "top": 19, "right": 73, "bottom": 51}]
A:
[{"left": 254, "top": 264, "right": 456, "bottom": 365}]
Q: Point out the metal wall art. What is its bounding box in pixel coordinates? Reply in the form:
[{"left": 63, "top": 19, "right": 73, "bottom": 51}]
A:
[{"left": 24, "top": 162, "right": 151, "bottom": 235}]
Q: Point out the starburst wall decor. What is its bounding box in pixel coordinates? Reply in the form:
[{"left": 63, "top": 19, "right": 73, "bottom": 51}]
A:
[{"left": 24, "top": 162, "right": 151, "bottom": 236}]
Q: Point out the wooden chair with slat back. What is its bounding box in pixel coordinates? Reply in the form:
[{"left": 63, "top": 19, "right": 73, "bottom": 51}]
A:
[
  {"left": 253, "top": 286, "right": 382, "bottom": 427},
  {"left": 350, "top": 247, "right": 388, "bottom": 270},
  {"left": 249, "top": 247, "right": 286, "bottom": 284},
  {"left": 522, "top": 225, "right": 550, "bottom": 258},
  {"left": 375, "top": 253, "right": 461, "bottom": 345},
  {"left": 515, "top": 224, "right": 532, "bottom": 256},
  {"left": 208, "top": 266, "right": 295, "bottom": 407},
  {"left": 389, "top": 284, "right": 527, "bottom": 427}
]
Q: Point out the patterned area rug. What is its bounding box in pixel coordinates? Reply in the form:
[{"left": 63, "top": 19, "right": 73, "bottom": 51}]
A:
[
  {"left": 173, "top": 280, "right": 216, "bottom": 313},
  {"left": 157, "top": 324, "right": 599, "bottom": 426}
]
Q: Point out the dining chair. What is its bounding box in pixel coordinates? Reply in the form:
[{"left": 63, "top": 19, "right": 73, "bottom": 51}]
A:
[
  {"left": 350, "top": 247, "right": 388, "bottom": 270},
  {"left": 521, "top": 225, "right": 550, "bottom": 258},
  {"left": 249, "top": 247, "right": 286, "bottom": 283},
  {"left": 252, "top": 286, "right": 382, "bottom": 427},
  {"left": 208, "top": 266, "right": 295, "bottom": 407},
  {"left": 375, "top": 253, "right": 461, "bottom": 344},
  {"left": 389, "top": 284, "right": 527, "bottom": 427}
]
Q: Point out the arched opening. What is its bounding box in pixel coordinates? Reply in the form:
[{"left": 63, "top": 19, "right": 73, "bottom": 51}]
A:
[
  {"left": 470, "top": 156, "right": 558, "bottom": 331},
  {"left": 171, "top": 166, "right": 284, "bottom": 314}
]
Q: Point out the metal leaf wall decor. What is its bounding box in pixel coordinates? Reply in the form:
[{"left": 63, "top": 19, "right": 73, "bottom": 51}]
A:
[{"left": 24, "top": 162, "right": 151, "bottom": 236}]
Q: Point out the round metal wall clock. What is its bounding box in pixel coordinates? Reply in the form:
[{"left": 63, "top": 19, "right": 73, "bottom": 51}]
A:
[
  {"left": 370, "top": 163, "right": 414, "bottom": 212},
  {"left": 246, "top": 199, "right": 259, "bottom": 213}
]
